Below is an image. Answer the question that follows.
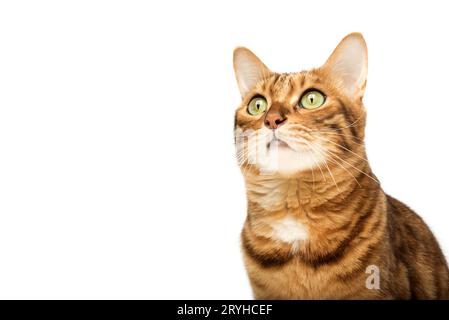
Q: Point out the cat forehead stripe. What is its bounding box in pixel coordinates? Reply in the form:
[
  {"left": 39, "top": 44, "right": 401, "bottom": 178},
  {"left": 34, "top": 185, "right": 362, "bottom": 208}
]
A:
[{"left": 270, "top": 73, "right": 294, "bottom": 97}]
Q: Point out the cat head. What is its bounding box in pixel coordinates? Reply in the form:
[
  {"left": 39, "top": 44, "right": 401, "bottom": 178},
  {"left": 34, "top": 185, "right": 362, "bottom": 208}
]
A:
[{"left": 233, "top": 33, "right": 368, "bottom": 176}]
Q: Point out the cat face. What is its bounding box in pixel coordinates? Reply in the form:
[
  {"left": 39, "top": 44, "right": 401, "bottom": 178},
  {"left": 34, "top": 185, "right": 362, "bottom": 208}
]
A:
[{"left": 234, "top": 33, "right": 368, "bottom": 176}]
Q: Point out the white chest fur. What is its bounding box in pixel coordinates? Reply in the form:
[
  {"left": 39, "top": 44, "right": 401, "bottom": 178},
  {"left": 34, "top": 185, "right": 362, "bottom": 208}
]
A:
[{"left": 268, "top": 216, "right": 308, "bottom": 248}]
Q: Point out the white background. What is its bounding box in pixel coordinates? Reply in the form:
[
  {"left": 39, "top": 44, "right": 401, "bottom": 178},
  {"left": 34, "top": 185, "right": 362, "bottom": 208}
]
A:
[{"left": 0, "top": 0, "right": 448, "bottom": 299}]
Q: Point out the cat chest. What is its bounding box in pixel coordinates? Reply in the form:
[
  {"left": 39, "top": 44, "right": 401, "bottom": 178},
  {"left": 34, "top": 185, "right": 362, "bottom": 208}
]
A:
[{"left": 267, "top": 216, "right": 308, "bottom": 245}]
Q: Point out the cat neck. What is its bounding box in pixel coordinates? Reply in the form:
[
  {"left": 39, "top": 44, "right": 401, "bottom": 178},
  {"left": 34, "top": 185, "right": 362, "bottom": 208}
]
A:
[{"left": 243, "top": 159, "right": 379, "bottom": 213}]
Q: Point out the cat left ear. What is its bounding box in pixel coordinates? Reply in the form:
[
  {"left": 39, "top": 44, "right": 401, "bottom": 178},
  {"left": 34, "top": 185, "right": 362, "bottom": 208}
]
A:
[
  {"left": 233, "top": 47, "right": 271, "bottom": 97},
  {"left": 322, "top": 33, "right": 368, "bottom": 99}
]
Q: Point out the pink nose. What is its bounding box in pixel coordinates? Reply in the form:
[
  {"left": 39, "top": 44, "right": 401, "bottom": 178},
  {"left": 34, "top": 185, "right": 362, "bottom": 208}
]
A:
[{"left": 264, "top": 112, "right": 287, "bottom": 129}]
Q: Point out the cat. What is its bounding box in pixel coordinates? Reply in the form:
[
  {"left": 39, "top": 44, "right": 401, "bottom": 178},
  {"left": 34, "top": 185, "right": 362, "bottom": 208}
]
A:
[{"left": 233, "top": 33, "right": 449, "bottom": 299}]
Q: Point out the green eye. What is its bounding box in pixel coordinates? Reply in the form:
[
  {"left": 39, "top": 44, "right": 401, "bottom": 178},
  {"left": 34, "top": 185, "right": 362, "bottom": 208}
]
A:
[
  {"left": 247, "top": 96, "right": 268, "bottom": 115},
  {"left": 300, "top": 90, "right": 325, "bottom": 109}
]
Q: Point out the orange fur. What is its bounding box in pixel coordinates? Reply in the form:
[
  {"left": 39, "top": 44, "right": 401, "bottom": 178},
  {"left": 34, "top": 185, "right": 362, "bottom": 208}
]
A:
[{"left": 233, "top": 33, "right": 449, "bottom": 299}]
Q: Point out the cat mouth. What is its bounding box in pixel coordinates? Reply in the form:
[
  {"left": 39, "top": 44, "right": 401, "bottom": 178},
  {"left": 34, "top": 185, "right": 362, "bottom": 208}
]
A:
[{"left": 267, "top": 138, "right": 293, "bottom": 150}]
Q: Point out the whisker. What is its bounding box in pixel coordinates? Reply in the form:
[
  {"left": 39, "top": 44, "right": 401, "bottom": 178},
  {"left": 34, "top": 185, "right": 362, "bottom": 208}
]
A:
[
  {"left": 315, "top": 131, "right": 365, "bottom": 144},
  {"left": 330, "top": 114, "right": 364, "bottom": 131},
  {"left": 236, "top": 144, "right": 259, "bottom": 170},
  {"left": 301, "top": 140, "right": 327, "bottom": 182},
  {"left": 314, "top": 144, "right": 379, "bottom": 185},
  {"left": 310, "top": 144, "right": 362, "bottom": 187},
  {"left": 284, "top": 130, "right": 363, "bottom": 187},
  {"left": 304, "top": 141, "right": 340, "bottom": 192},
  {"left": 313, "top": 135, "right": 369, "bottom": 163}
]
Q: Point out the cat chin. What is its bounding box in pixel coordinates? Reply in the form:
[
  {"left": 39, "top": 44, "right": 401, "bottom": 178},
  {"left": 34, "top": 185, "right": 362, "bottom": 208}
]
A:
[{"left": 256, "top": 146, "right": 324, "bottom": 176}]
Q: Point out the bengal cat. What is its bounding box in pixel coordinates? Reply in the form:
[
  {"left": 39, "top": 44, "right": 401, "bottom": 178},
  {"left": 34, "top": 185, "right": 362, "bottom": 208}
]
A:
[{"left": 233, "top": 33, "right": 449, "bottom": 299}]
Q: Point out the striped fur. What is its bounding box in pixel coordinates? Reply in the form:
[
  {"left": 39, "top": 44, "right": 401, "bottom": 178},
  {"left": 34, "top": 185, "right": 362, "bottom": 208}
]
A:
[{"left": 233, "top": 33, "right": 449, "bottom": 299}]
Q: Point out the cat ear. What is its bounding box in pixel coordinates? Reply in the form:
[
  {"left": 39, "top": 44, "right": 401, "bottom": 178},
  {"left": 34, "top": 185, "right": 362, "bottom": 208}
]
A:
[
  {"left": 233, "top": 47, "right": 271, "bottom": 97},
  {"left": 322, "top": 33, "right": 368, "bottom": 99}
]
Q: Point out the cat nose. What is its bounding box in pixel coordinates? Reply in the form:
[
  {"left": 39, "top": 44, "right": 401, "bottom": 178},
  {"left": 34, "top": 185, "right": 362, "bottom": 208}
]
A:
[{"left": 264, "top": 112, "right": 287, "bottom": 129}]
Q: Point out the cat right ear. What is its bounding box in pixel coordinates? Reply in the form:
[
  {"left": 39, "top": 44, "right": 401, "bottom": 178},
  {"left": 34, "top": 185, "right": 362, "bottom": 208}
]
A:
[
  {"left": 322, "top": 33, "right": 368, "bottom": 99},
  {"left": 233, "top": 47, "right": 271, "bottom": 97}
]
